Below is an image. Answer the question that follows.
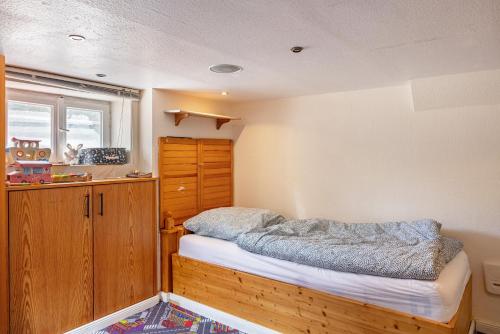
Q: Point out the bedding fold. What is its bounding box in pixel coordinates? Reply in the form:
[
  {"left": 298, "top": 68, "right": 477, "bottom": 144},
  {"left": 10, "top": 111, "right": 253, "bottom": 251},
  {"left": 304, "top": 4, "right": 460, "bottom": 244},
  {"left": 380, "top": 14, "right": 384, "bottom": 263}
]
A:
[{"left": 235, "top": 218, "right": 463, "bottom": 280}]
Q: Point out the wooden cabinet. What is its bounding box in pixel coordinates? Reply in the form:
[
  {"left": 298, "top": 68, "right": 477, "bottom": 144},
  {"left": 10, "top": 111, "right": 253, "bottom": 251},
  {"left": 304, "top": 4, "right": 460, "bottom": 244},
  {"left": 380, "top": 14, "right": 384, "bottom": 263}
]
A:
[
  {"left": 9, "top": 187, "right": 93, "bottom": 333},
  {"left": 7, "top": 179, "right": 157, "bottom": 333},
  {"left": 158, "top": 137, "right": 232, "bottom": 292},
  {"left": 93, "top": 181, "right": 156, "bottom": 318},
  {"left": 159, "top": 137, "right": 233, "bottom": 228}
]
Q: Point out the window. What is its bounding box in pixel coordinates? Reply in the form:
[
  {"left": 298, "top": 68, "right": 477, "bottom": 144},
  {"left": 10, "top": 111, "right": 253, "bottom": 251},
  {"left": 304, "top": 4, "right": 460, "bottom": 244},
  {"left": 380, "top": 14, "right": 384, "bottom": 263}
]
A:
[
  {"left": 65, "top": 107, "right": 104, "bottom": 148},
  {"left": 6, "top": 90, "right": 112, "bottom": 162},
  {"left": 7, "top": 101, "right": 54, "bottom": 149},
  {"left": 61, "top": 97, "right": 110, "bottom": 152}
]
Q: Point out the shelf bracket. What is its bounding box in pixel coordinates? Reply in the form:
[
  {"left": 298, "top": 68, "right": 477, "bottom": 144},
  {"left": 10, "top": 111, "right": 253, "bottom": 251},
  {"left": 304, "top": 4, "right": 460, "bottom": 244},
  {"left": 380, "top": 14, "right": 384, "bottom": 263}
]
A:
[
  {"left": 216, "top": 118, "right": 231, "bottom": 130},
  {"left": 174, "top": 112, "right": 190, "bottom": 126}
]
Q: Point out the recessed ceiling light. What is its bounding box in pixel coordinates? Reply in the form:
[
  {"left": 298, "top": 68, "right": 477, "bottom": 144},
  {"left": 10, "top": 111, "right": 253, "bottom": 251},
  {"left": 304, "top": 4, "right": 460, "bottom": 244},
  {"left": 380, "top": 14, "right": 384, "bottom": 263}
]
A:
[
  {"left": 209, "top": 64, "right": 243, "bottom": 74},
  {"left": 96, "top": 73, "right": 107, "bottom": 78},
  {"left": 290, "top": 46, "right": 304, "bottom": 53},
  {"left": 221, "top": 91, "right": 228, "bottom": 96},
  {"left": 68, "top": 34, "right": 86, "bottom": 41}
]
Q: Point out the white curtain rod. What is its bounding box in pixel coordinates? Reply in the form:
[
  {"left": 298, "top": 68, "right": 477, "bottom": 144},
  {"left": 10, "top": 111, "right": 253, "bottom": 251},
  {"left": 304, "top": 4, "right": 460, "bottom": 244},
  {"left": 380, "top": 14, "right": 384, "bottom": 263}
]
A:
[{"left": 6, "top": 66, "right": 141, "bottom": 99}]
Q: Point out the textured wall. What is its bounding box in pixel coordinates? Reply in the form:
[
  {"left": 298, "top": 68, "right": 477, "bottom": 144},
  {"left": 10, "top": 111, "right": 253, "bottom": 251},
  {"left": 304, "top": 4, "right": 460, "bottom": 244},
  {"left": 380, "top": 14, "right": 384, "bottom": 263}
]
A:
[{"left": 232, "top": 76, "right": 500, "bottom": 325}]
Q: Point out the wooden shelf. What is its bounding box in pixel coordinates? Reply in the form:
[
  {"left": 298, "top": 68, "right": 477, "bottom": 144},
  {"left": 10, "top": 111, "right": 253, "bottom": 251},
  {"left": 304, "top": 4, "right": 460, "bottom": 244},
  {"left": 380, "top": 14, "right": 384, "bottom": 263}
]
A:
[{"left": 164, "top": 109, "right": 240, "bottom": 130}]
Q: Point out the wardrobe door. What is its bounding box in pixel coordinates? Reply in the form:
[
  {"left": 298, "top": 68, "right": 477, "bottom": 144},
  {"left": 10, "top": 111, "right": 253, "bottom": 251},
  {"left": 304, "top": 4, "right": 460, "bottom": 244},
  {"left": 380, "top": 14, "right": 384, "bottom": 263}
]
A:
[
  {"left": 159, "top": 137, "right": 198, "bottom": 227},
  {"left": 198, "top": 139, "right": 233, "bottom": 211},
  {"left": 9, "top": 187, "right": 93, "bottom": 334},
  {"left": 93, "top": 181, "right": 156, "bottom": 319}
]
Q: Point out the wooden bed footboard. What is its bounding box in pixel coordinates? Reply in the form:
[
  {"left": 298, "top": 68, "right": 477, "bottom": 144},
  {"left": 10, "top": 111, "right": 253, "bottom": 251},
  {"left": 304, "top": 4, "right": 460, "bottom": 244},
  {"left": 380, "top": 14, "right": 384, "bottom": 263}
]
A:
[{"left": 172, "top": 254, "right": 472, "bottom": 334}]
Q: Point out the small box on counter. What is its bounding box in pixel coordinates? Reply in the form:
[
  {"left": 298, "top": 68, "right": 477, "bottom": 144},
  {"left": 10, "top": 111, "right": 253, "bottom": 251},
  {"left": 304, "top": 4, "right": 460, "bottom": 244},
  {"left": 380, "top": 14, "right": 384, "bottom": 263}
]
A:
[{"left": 78, "top": 148, "right": 128, "bottom": 165}]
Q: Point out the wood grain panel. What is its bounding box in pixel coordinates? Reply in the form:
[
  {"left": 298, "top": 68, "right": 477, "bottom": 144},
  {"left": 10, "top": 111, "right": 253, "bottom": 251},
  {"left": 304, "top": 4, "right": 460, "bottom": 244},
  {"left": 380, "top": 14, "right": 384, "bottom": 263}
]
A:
[
  {"left": 9, "top": 187, "right": 93, "bottom": 334},
  {"left": 203, "top": 185, "right": 231, "bottom": 194},
  {"left": 163, "top": 150, "right": 197, "bottom": 158},
  {"left": 169, "top": 208, "right": 198, "bottom": 220},
  {"left": 163, "top": 191, "right": 197, "bottom": 201},
  {"left": 198, "top": 139, "right": 233, "bottom": 211},
  {"left": 159, "top": 138, "right": 199, "bottom": 227},
  {"left": 161, "top": 143, "right": 198, "bottom": 151},
  {"left": 203, "top": 167, "right": 232, "bottom": 176},
  {"left": 203, "top": 176, "right": 231, "bottom": 187},
  {"left": 160, "top": 156, "right": 198, "bottom": 164},
  {"left": 203, "top": 190, "right": 231, "bottom": 200},
  {"left": 0, "top": 54, "right": 7, "bottom": 334},
  {"left": 165, "top": 199, "right": 198, "bottom": 210},
  {"left": 173, "top": 255, "right": 471, "bottom": 334},
  {"left": 93, "top": 181, "right": 156, "bottom": 319},
  {"left": 162, "top": 176, "right": 197, "bottom": 186}
]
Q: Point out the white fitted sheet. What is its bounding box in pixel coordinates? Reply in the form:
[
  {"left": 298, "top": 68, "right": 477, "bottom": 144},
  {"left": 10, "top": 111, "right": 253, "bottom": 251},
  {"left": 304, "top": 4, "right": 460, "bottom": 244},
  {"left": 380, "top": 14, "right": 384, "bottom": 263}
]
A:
[{"left": 178, "top": 234, "right": 471, "bottom": 323}]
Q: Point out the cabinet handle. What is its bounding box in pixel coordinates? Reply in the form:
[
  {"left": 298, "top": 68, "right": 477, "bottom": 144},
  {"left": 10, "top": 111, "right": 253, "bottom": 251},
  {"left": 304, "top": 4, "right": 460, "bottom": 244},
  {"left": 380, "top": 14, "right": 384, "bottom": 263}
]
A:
[
  {"left": 99, "top": 193, "right": 104, "bottom": 216},
  {"left": 84, "top": 194, "right": 90, "bottom": 218}
]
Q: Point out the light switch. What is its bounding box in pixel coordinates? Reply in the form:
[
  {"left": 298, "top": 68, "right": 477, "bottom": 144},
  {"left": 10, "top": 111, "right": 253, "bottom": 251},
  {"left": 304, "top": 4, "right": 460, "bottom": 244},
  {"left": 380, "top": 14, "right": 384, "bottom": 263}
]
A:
[{"left": 484, "top": 260, "right": 500, "bottom": 295}]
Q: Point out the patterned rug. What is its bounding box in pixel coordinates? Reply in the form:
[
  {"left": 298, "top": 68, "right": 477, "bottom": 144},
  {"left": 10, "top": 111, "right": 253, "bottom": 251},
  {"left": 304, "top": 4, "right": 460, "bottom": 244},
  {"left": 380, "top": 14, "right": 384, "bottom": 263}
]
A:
[{"left": 96, "top": 302, "right": 245, "bottom": 334}]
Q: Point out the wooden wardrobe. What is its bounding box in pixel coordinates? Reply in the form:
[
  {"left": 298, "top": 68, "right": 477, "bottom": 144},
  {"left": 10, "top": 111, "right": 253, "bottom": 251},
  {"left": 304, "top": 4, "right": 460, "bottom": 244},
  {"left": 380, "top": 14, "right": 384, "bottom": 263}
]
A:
[
  {"left": 158, "top": 137, "right": 233, "bottom": 229},
  {"left": 158, "top": 137, "right": 233, "bottom": 292}
]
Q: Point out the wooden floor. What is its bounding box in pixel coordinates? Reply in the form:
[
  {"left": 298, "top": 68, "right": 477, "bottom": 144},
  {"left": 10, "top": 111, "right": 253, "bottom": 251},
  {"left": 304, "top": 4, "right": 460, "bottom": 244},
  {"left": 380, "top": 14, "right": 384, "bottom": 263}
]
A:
[{"left": 172, "top": 254, "right": 472, "bottom": 334}]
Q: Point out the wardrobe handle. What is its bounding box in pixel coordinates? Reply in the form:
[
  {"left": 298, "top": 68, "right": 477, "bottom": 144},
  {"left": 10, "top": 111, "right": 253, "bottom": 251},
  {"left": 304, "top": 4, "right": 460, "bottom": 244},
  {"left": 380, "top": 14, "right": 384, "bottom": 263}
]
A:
[
  {"left": 99, "top": 193, "right": 104, "bottom": 216},
  {"left": 84, "top": 194, "right": 90, "bottom": 218}
]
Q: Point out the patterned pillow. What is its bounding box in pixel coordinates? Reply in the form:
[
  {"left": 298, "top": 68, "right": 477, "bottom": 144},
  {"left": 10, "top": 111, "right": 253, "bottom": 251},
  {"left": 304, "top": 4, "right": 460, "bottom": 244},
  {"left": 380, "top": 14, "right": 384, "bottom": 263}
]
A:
[{"left": 183, "top": 207, "right": 285, "bottom": 241}]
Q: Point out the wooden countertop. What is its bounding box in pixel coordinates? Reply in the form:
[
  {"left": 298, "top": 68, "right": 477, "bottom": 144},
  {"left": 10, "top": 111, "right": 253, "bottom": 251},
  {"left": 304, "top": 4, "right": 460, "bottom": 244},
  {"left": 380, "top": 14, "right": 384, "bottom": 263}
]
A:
[{"left": 6, "top": 177, "right": 157, "bottom": 192}]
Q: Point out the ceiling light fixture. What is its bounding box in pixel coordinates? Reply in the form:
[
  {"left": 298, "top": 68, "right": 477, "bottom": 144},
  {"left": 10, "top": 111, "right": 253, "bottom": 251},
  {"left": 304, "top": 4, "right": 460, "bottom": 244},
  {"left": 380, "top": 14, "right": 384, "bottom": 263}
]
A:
[
  {"left": 221, "top": 91, "right": 228, "bottom": 96},
  {"left": 290, "top": 46, "right": 304, "bottom": 53},
  {"left": 209, "top": 64, "right": 243, "bottom": 74},
  {"left": 96, "top": 73, "right": 107, "bottom": 78},
  {"left": 68, "top": 34, "right": 86, "bottom": 41}
]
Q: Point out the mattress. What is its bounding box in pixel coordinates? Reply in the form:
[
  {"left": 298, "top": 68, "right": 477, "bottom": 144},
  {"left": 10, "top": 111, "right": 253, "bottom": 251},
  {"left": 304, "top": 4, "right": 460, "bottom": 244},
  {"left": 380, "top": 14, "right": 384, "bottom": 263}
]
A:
[{"left": 178, "top": 234, "right": 471, "bottom": 323}]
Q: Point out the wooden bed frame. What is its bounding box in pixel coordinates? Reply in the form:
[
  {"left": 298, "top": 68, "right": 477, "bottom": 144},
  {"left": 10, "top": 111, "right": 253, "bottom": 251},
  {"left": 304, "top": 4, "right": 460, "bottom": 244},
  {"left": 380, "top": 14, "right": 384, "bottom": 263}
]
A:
[{"left": 160, "top": 219, "right": 472, "bottom": 334}]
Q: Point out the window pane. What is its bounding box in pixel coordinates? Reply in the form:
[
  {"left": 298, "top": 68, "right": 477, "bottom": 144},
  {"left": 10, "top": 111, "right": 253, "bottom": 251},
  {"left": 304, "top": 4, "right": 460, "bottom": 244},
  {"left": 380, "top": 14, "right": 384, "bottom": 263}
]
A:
[
  {"left": 66, "top": 107, "right": 103, "bottom": 149},
  {"left": 7, "top": 101, "right": 53, "bottom": 149}
]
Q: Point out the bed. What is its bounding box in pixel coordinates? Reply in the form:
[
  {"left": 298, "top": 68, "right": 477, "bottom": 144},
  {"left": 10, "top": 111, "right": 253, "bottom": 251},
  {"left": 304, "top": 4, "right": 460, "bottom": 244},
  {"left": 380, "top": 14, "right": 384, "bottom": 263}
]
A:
[{"left": 161, "top": 216, "right": 472, "bottom": 334}]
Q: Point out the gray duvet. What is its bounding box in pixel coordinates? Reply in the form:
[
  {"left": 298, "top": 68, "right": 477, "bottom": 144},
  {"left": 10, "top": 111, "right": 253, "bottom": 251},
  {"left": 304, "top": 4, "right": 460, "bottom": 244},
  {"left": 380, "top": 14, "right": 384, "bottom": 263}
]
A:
[{"left": 236, "top": 218, "right": 463, "bottom": 280}]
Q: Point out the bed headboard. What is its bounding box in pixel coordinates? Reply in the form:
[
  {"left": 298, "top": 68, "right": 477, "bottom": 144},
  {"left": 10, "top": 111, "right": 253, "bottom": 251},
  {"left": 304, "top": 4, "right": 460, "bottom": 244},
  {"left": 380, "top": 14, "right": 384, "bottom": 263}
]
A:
[{"left": 158, "top": 137, "right": 233, "bottom": 230}]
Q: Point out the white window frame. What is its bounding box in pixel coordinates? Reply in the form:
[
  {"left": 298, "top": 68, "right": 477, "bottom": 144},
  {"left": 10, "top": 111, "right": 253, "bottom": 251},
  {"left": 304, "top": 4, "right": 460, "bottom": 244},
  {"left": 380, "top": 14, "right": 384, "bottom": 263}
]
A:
[
  {"left": 58, "top": 96, "right": 111, "bottom": 161},
  {"left": 6, "top": 89, "right": 58, "bottom": 155},
  {"left": 6, "top": 89, "right": 111, "bottom": 162}
]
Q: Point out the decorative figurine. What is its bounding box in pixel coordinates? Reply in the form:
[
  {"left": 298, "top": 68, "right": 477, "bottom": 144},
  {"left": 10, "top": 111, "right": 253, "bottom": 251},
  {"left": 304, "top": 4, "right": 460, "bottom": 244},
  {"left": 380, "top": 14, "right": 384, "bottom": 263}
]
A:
[
  {"left": 7, "top": 137, "right": 51, "bottom": 164},
  {"left": 64, "top": 143, "right": 83, "bottom": 165}
]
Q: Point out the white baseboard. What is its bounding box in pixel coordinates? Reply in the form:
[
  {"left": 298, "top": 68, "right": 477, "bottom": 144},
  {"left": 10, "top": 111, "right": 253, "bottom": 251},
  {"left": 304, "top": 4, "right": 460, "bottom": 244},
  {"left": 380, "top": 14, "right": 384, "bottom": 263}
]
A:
[
  {"left": 477, "top": 320, "right": 500, "bottom": 334},
  {"left": 65, "top": 295, "right": 160, "bottom": 334},
  {"left": 164, "top": 292, "right": 278, "bottom": 334}
]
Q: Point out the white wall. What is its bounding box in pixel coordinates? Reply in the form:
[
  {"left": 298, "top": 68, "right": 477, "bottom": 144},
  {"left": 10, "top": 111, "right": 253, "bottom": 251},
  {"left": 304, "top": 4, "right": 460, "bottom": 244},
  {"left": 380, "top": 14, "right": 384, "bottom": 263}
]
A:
[{"left": 231, "top": 75, "right": 500, "bottom": 325}]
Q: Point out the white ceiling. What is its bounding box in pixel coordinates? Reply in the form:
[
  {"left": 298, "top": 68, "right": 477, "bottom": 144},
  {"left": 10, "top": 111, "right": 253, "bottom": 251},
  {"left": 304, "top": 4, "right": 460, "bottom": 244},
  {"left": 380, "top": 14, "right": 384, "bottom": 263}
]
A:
[{"left": 1, "top": 0, "right": 499, "bottom": 101}]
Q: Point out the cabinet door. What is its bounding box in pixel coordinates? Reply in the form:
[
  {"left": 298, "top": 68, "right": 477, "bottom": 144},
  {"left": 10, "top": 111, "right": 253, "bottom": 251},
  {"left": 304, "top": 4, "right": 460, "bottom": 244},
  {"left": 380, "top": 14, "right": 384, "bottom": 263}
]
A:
[
  {"left": 9, "top": 187, "right": 93, "bottom": 334},
  {"left": 93, "top": 181, "right": 156, "bottom": 318},
  {"left": 159, "top": 137, "right": 198, "bottom": 227},
  {"left": 198, "top": 139, "right": 233, "bottom": 211}
]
